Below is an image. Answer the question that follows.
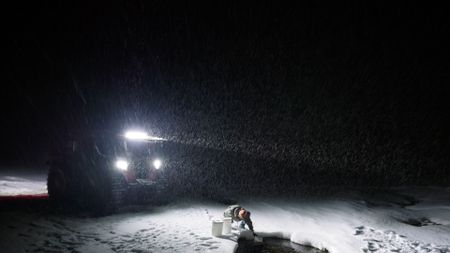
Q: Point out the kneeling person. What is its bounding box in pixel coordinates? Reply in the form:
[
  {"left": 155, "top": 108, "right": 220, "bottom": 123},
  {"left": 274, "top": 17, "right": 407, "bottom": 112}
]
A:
[{"left": 223, "top": 205, "right": 254, "bottom": 233}]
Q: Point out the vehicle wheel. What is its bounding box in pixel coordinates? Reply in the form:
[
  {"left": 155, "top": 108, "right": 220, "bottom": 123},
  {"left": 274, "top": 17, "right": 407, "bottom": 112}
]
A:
[
  {"left": 48, "top": 140, "right": 116, "bottom": 215},
  {"left": 47, "top": 161, "right": 79, "bottom": 211}
]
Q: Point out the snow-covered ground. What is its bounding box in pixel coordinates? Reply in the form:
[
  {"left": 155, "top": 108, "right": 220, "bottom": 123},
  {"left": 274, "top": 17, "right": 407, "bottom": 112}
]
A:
[{"left": 0, "top": 171, "right": 449, "bottom": 253}]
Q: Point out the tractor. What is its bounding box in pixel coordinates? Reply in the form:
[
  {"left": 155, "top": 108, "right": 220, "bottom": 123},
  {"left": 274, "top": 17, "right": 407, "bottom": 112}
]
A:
[{"left": 47, "top": 130, "right": 171, "bottom": 214}]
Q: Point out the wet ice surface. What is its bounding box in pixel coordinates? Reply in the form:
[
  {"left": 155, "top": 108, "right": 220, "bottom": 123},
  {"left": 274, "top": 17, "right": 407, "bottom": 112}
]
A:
[{"left": 236, "top": 237, "right": 325, "bottom": 253}]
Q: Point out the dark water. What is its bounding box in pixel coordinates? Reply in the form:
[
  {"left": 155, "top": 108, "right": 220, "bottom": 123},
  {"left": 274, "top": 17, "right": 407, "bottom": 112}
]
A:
[{"left": 236, "top": 237, "right": 326, "bottom": 253}]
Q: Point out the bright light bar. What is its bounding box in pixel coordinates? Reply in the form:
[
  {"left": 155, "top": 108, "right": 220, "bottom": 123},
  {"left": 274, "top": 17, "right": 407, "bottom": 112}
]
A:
[
  {"left": 124, "top": 131, "right": 166, "bottom": 141},
  {"left": 125, "top": 131, "right": 150, "bottom": 140}
]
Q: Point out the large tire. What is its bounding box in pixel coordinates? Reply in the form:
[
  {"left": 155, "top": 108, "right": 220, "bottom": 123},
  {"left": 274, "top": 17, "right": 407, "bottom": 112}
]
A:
[
  {"left": 47, "top": 160, "right": 79, "bottom": 211},
  {"left": 47, "top": 146, "right": 115, "bottom": 215},
  {"left": 47, "top": 138, "right": 180, "bottom": 214}
]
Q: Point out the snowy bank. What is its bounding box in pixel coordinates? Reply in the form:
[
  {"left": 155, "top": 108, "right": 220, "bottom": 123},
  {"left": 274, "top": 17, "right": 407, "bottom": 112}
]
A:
[{"left": 243, "top": 187, "right": 450, "bottom": 252}]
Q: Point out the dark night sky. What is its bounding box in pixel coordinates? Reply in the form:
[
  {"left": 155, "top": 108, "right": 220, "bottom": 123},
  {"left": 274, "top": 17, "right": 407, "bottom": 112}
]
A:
[{"left": 2, "top": 3, "right": 449, "bottom": 184}]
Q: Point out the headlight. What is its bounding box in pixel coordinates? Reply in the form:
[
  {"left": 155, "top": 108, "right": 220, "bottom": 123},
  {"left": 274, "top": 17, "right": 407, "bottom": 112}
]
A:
[
  {"left": 115, "top": 159, "right": 129, "bottom": 171},
  {"left": 153, "top": 159, "right": 162, "bottom": 170}
]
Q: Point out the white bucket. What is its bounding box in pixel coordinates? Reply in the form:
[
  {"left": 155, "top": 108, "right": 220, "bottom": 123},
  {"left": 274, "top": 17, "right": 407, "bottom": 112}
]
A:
[
  {"left": 222, "top": 217, "right": 232, "bottom": 234},
  {"left": 211, "top": 219, "right": 223, "bottom": 237}
]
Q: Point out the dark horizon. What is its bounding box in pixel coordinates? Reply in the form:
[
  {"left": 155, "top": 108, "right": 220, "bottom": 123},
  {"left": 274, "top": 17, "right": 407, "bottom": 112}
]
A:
[{"left": 2, "top": 3, "right": 449, "bottom": 186}]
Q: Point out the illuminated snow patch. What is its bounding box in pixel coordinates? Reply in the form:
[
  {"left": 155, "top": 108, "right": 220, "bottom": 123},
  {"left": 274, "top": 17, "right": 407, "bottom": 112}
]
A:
[{"left": 0, "top": 176, "right": 47, "bottom": 196}]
